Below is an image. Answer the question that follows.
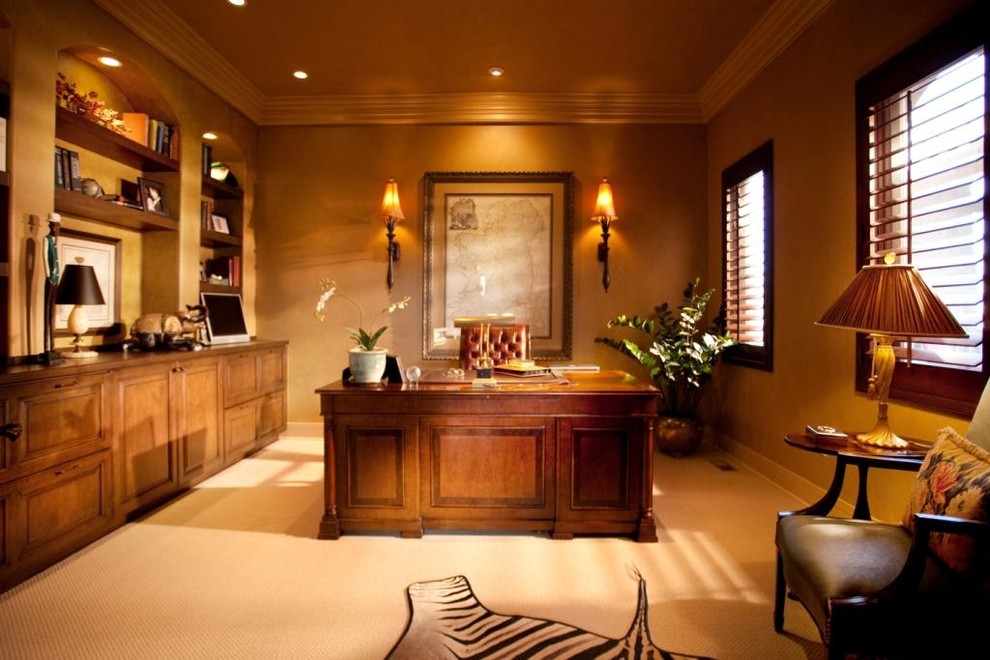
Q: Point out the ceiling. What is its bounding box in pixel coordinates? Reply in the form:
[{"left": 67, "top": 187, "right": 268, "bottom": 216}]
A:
[{"left": 94, "top": 0, "right": 835, "bottom": 125}]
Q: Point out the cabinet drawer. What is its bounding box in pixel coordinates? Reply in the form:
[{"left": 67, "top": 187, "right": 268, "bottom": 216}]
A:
[
  {"left": 0, "top": 372, "right": 110, "bottom": 483},
  {"left": 0, "top": 450, "right": 112, "bottom": 592},
  {"left": 223, "top": 352, "right": 260, "bottom": 407}
]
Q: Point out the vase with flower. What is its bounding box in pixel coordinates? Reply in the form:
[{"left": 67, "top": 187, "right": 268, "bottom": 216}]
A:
[{"left": 315, "top": 278, "right": 410, "bottom": 384}]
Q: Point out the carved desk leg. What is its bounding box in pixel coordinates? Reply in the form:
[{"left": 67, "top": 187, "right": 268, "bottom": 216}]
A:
[
  {"left": 637, "top": 415, "right": 659, "bottom": 542},
  {"left": 318, "top": 415, "right": 341, "bottom": 539}
]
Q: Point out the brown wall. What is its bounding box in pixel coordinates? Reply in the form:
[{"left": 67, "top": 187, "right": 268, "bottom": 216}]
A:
[
  {"left": 705, "top": 0, "right": 976, "bottom": 522},
  {"left": 254, "top": 123, "right": 708, "bottom": 422}
]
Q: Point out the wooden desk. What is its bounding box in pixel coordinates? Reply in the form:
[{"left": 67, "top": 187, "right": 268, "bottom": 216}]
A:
[
  {"left": 316, "top": 371, "right": 659, "bottom": 541},
  {"left": 784, "top": 431, "right": 929, "bottom": 520}
]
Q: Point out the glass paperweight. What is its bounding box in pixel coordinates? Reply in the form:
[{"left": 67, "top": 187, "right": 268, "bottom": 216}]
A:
[{"left": 405, "top": 365, "right": 422, "bottom": 385}]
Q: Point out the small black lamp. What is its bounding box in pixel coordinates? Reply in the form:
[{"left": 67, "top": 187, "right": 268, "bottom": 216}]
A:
[{"left": 55, "top": 261, "right": 106, "bottom": 359}]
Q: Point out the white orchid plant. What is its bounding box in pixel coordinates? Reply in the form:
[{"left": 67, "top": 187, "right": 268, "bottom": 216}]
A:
[{"left": 314, "top": 278, "right": 410, "bottom": 351}]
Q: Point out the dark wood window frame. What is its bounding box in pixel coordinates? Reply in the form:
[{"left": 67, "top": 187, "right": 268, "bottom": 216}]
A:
[
  {"left": 854, "top": 5, "right": 988, "bottom": 417},
  {"left": 722, "top": 140, "right": 774, "bottom": 371}
]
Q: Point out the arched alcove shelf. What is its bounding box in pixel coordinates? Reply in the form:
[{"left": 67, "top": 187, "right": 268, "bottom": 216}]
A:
[{"left": 200, "top": 132, "right": 245, "bottom": 293}]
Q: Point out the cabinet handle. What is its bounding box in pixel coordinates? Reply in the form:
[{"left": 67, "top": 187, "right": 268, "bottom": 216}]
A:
[
  {"left": 53, "top": 379, "right": 80, "bottom": 389},
  {"left": 54, "top": 463, "right": 82, "bottom": 476},
  {"left": 0, "top": 422, "right": 22, "bottom": 441}
]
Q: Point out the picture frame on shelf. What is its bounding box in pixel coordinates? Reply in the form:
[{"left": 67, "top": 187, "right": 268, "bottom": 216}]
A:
[
  {"left": 138, "top": 177, "right": 167, "bottom": 215},
  {"left": 55, "top": 230, "right": 120, "bottom": 333},
  {"left": 422, "top": 171, "right": 574, "bottom": 362},
  {"left": 211, "top": 213, "right": 230, "bottom": 234}
]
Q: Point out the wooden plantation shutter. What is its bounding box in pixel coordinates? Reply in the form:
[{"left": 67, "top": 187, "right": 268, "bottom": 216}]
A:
[
  {"left": 723, "top": 140, "right": 773, "bottom": 371},
  {"left": 855, "top": 6, "right": 988, "bottom": 415}
]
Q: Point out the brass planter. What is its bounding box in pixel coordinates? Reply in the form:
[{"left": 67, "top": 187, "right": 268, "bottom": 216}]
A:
[{"left": 655, "top": 415, "right": 703, "bottom": 457}]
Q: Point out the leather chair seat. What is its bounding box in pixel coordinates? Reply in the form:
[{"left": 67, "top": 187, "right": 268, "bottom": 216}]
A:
[{"left": 777, "top": 514, "right": 984, "bottom": 656}]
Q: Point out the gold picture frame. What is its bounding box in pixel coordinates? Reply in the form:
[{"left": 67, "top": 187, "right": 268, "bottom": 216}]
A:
[{"left": 423, "top": 171, "right": 574, "bottom": 361}]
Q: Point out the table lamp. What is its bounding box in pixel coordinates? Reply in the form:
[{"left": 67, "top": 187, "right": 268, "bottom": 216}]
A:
[
  {"left": 55, "top": 262, "right": 106, "bottom": 359},
  {"left": 816, "top": 253, "right": 966, "bottom": 448}
]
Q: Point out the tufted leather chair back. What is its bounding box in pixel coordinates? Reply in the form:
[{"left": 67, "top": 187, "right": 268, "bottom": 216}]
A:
[{"left": 458, "top": 324, "right": 531, "bottom": 371}]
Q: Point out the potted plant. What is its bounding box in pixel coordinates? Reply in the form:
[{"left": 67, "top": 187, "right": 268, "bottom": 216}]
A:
[
  {"left": 595, "top": 278, "right": 734, "bottom": 456},
  {"left": 315, "top": 277, "right": 410, "bottom": 383}
]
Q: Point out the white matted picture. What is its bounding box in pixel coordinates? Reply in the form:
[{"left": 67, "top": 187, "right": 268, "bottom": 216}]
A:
[
  {"left": 211, "top": 213, "right": 230, "bottom": 234},
  {"left": 56, "top": 231, "right": 120, "bottom": 332},
  {"left": 138, "top": 177, "right": 167, "bottom": 215}
]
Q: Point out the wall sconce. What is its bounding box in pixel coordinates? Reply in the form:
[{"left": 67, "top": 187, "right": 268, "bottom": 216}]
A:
[
  {"left": 55, "top": 261, "right": 106, "bottom": 359},
  {"left": 592, "top": 178, "right": 617, "bottom": 291},
  {"left": 381, "top": 177, "right": 405, "bottom": 290}
]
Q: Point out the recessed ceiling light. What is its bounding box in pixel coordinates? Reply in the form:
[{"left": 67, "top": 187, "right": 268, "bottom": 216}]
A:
[
  {"left": 97, "top": 56, "right": 122, "bottom": 68},
  {"left": 293, "top": 70, "right": 309, "bottom": 80},
  {"left": 202, "top": 132, "right": 218, "bottom": 140},
  {"left": 489, "top": 67, "right": 504, "bottom": 77},
  {"left": 228, "top": 0, "right": 246, "bottom": 6}
]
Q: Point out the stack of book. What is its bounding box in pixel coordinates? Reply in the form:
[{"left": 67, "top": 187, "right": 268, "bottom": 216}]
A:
[
  {"left": 492, "top": 360, "right": 552, "bottom": 378},
  {"left": 121, "top": 112, "right": 180, "bottom": 160},
  {"left": 54, "top": 146, "right": 82, "bottom": 192}
]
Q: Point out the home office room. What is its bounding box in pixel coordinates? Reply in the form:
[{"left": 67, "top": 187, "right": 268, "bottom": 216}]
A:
[{"left": 0, "top": 1, "right": 986, "bottom": 658}]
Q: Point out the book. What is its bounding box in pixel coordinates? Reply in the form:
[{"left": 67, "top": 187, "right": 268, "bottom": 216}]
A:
[
  {"left": 67, "top": 149, "right": 82, "bottom": 192},
  {"left": 805, "top": 425, "right": 849, "bottom": 444},
  {"left": 54, "top": 146, "right": 64, "bottom": 188},
  {"left": 493, "top": 360, "right": 552, "bottom": 377},
  {"left": 0, "top": 116, "right": 7, "bottom": 172},
  {"left": 120, "top": 112, "right": 149, "bottom": 146}
]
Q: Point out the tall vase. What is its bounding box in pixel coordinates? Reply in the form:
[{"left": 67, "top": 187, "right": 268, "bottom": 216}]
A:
[
  {"left": 655, "top": 415, "right": 704, "bottom": 457},
  {"left": 348, "top": 348, "right": 388, "bottom": 384}
]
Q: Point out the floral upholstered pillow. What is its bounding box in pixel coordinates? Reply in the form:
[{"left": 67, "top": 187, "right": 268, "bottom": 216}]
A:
[{"left": 903, "top": 426, "right": 990, "bottom": 574}]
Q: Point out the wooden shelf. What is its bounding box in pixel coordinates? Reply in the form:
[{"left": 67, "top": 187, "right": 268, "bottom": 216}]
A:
[
  {"left": 55, "top": 189, "right": 177, "bottom": 232},
  {"left": 200, "top": 282, "right": 241, "bottom": 294},
  {"left": 202, "top": 176, "right": 243, "bottom": 200},
  {"left": 200, "top": 230, "right": 242, "bottom": 248},
  {"left": 55, "top": 107, "right": 179, "bottom": 173}
]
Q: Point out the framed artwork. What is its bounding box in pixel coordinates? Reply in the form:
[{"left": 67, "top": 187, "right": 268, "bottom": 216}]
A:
[
  {"left": 55, "top": 230, "right": 120, "bottom": 332},
  {"left": 138, "top": 177, "right": 167, "bottom": 215},
  {"left": 211, "top": 213, "right": 230, "bottom": 234},
  {"left": 423, "top": 171, "right": 574, "bottom": 361}
]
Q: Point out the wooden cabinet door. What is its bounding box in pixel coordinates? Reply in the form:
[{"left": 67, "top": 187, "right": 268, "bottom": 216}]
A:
[
  {"left": 223, "top": 351, "right": 260, "bottom": 407},
  {"left": 173, "top": 357, "right": 223, "bottom": 485},
  {"left": 334, "top": 415, "right": 420, "bottom": 534},
  {"left": 419, "top": 416, "right": 554, "bottom": 528},
  {"left": 0, "top": 450, "right": 112, "bottom": 592},
  {"left": 554, "top": 416, "right": 644, "bottom": 538},
  {"left": 258, "top": 390, "right": 286, "bottom": 444},
  {"left": 259, "top": 346, "right": 286, "bottom": 394},
  {"left": 0, "top": 372, "right": 109, "bottom": 484},
  {"left": 113, "top": 364, "right": 177, "bottom": 516}
]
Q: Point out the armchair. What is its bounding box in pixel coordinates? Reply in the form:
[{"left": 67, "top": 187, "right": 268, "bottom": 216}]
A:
[
  {"left": 458, "top": 324, "right": 531, "bottom": 371},
  {"left": 774, "top": 421, "right": 990, "bottom": 658}
]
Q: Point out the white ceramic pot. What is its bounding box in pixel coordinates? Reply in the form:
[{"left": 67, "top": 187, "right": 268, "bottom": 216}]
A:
[{"left": 348, "top": 348, "right": 388, "bottom": 384}]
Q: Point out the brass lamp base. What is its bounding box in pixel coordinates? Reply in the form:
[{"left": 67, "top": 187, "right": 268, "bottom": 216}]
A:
[
  {"left": 855, "top": 423, "right": 909, "bottom": 449},
  {"left": 854, "top": 402, "right": 909, "bottom": 448}
]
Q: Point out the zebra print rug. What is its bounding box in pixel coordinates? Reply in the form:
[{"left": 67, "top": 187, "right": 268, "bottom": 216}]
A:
[{"left": 386, "top": 574, "right": 714, "bottom": 659}]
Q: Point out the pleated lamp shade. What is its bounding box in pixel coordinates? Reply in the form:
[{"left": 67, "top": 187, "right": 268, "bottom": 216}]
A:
[{"left": 816, "top": 263, "right": 966, "bottom": 338}]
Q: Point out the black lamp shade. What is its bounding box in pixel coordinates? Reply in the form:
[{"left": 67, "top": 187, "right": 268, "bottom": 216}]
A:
[{"left": 55, "top": 264, "right": 105, "bottom": 306}]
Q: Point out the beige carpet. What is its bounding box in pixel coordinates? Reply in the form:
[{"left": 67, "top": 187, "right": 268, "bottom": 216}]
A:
[{"left": 0, "top": 436, "right": 824, "bottom": 659}]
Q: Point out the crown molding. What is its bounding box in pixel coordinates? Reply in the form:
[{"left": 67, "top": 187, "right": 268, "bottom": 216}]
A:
[
  {"left": 699, "top": 0, "right": 836, "bottom": 121},
  {"left": 260, "top": 92, "right": 703, "bottom": 126},
  {"left": 92, "top": 0, "right": 266, "bottom": 123},
  {"left": 97, "top": 0, "right": 832, "bottom": 126}
]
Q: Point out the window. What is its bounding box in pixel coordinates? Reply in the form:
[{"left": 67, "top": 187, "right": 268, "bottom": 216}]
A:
[
  {"left": 855, "top": 6, "right": 987, "bottom": 416},
  {"left": 722, "top": 140, "right": 774, "bottom": 371}
]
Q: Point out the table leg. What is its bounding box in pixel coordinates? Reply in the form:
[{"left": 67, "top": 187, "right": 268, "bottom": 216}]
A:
[
  {"left": 853, "top": 464, "right": 872, "bottom": 520},
  {"left": 318, "top": 415, "right": 341, "bottom": 539},
  {"left": 784, "top": 454, "right": 848, "bottom": 517}
]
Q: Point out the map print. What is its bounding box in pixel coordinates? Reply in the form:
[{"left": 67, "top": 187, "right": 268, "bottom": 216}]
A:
[{"left": 444, "top": 194, "right": 551, "bottom": 336}]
